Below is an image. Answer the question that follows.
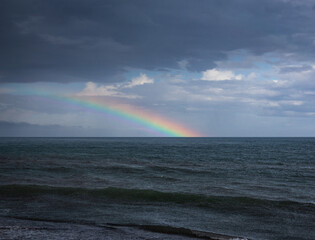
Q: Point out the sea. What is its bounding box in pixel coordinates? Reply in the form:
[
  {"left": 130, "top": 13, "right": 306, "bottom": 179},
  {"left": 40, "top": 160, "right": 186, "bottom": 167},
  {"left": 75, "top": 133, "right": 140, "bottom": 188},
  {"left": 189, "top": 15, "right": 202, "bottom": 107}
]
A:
[{"left": 0, "top": 137, "right": 314, "bottom": 240}]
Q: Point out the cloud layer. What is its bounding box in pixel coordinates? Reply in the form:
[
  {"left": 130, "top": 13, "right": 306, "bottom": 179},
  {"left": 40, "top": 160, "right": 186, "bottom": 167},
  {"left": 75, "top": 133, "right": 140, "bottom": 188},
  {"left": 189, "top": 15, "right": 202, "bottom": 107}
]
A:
[
  {"left": 1, "top": 0, "right": 315, "bottom": 136},
  {"left": 201, "top": 69, "right": 243, "bottom": 81},
  {"left": 1, "top": 0, "right": 315, "bottom": 83}
]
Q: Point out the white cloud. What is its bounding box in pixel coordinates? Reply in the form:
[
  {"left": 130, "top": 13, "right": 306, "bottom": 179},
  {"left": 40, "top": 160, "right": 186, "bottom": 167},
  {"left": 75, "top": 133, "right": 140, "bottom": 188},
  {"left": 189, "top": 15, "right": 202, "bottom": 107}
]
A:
[
  {"left": 77, "top": 82, "right": 139, "bottom": 99},
  {"left": 77, "top": 82, "right": 118, "bottom": 97},
  {"left": 77, "top": 73, "right": 154, "bottom": 98},
  {"left": 201, "top": 68, "right": 243, "bottom": 81},
  {"left": 124, "top": 74, "right": 154, "bottom": 88}
]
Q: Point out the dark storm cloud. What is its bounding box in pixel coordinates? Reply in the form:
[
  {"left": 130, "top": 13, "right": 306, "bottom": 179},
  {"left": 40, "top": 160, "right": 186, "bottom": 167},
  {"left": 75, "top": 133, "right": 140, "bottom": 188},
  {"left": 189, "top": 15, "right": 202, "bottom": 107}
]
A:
[{"left": 1, "top": 0, "right": 315, "bottom": 83}]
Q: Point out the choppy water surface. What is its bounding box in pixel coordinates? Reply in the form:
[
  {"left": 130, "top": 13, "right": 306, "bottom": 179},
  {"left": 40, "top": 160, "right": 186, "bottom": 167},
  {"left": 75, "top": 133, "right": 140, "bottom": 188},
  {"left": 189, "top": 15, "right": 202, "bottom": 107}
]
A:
[{"left": 0, "top": 138, "right": 314, "bottom": 240}]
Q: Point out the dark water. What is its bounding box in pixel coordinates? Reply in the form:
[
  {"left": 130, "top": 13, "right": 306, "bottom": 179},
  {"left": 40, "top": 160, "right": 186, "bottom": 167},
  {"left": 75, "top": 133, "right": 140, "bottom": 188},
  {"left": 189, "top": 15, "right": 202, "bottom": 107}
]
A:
[{"left": 0, "top": 138, "right": 314, "bottom": 240}]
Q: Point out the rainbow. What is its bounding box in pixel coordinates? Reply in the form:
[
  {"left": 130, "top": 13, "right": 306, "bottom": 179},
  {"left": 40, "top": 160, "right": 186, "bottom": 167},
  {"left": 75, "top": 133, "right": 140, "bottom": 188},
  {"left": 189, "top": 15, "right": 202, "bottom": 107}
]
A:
[{"left": 22, "top": 91, "right": 202, "bottom": 137}]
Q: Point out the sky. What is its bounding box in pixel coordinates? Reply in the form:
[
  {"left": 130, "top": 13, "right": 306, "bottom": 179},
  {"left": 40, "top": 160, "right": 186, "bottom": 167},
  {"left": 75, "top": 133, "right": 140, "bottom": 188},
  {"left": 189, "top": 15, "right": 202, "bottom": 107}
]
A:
[{"left": 1, "top": 0, "right": 315, "bottom": 137}]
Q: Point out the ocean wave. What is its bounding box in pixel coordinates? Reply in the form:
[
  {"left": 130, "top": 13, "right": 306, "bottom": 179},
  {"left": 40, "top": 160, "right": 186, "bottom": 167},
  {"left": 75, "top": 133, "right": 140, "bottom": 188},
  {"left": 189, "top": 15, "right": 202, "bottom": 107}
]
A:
[
  {"left": 3, "top": 216, "right": 249, "bottom": 240},
  {"left": 0, "top": 184, "right": 314, "bottom": 212},
  {"left": 108, "top": 223, "right": 249, "bottom": 240}
]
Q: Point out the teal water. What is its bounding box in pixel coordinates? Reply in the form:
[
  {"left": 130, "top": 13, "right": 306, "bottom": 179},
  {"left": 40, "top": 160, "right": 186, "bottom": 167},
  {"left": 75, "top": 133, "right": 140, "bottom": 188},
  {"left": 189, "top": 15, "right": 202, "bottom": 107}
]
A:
[{"left": 0, "top": 138, "right": 314, "bottom": 240}]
